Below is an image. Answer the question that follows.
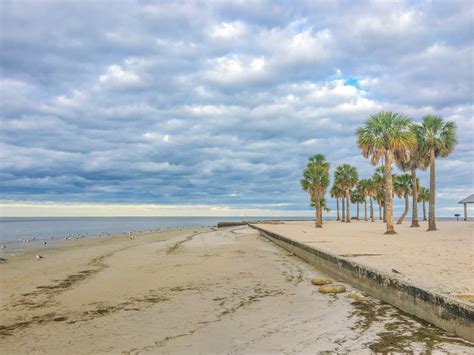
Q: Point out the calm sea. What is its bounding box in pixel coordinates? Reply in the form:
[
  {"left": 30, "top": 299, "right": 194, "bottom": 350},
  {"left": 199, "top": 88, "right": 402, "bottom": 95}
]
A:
[
  {"left": 0, "top": 216, "right": 458, "bottom": 251},
  {"left": 0, "top": 216, "right": 312, "bottom": 244}
]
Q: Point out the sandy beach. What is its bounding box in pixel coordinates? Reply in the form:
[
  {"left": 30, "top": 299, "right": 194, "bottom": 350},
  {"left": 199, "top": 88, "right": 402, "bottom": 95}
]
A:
[
  {"left": 0, "top": 225, "right": 473, "bottom": 354},
  {"left": 253, "top": 220, "right": 474, "bottom": 299}
]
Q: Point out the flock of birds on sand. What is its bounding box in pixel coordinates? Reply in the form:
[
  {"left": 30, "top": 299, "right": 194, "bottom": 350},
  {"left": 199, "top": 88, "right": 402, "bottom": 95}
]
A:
[{"left": 0, "top": 227, "right": 185, "bottom": 263}]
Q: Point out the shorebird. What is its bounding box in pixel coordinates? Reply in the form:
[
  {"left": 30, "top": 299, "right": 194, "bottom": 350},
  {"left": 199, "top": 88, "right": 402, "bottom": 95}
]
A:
[
  {"left": 43, "top": 241, "right": 47, "bottom": 245},
  {"left": 130, "top": 236, "right": 135, "bottom": 240},
  {"left": 1, "top": 245, "right": 5, "bottom": 249},
  {"left": 36, "top": 254, "right": 43, "bottom": 260}
]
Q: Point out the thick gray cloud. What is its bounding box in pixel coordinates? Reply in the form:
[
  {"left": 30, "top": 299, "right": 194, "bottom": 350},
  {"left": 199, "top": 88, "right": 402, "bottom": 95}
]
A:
[{"left": 1, "top": 0, "right": 473, "bottom": 215}]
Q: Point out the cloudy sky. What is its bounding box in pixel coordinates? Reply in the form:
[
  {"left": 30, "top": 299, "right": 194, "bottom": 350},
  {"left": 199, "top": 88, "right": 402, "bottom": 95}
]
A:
[{"left": 1, "top": 0, "right": 472, "bottom": 217}]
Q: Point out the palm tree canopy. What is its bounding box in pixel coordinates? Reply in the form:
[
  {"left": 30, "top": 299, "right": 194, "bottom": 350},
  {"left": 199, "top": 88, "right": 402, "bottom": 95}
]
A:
[
  {"left": 418, "top": 187, "right": 430, "bottom": 202},
  {"left": 414, "top": 115, "right": 457, "bottom": 158},
  {"left": 301, "top": 154, "right": 330, "bottom": 195},
  {"left": 357, "top": 111, "right": 416, "bottom": 165},
  {"left": 334, "top": 164, "right": 358, "bottom": 190},
  {"left": 350, "top": 188, "right": 365, "bottom": 204},
  {"left": 393, "top": 173, "right": 412, "bottom": 198},
  {"left": 372, "top": 166, "right": 386, "bottom": 189},
  {"left": 308, "top": 153, "right": 329, "bottom": 166},
  {"left": 311, "top": 196, "right": 331, "bottom": 212},
  {"left": 358, "top": 178, "right": 376, "bottom": 197},
  {"left": 330, "top": 184, "right": 343, "bottom": 198},
  {"left": 396, "top": 124, "right": 430, "bottom": 171},
  {"left": 357, "top": 179, "right": 370, "bottom": 195}
]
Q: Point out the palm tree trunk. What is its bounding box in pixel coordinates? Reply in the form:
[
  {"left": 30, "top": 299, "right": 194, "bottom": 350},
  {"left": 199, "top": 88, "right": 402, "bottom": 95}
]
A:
[
  {"left": 428, "top": 150, "right": 437, "bottom": 231},
  {"left": 384, "top": 153, "right": 396, "bottom": 234},
  {"left": 410, "top": 167, "right": 419, "bottom": 227},
  {"left": 341, "top": 194, "right": 345, "bottom": 223},
  {"left": 378, "top": 202, "right": 382, "bottom": 220},
  {"left": 315, "top": 192, "right": 322, "bottom": 228},
  {"left": 423, "top": 200, "right": 427, "bottom": 221},
  {"left": 370, "top": 196, "right": 374, "bottom": 222},
  {"left": 346, "top": 191, "right": 351, "bottom": 223},
  {"left": 318, "top": 200, "right": 323, "bottom": 227},
  {"left": 336, "top": 197, "right": 340, "bottom": 221},
  {"left": 356, "top": 202, "right": 360, "bottom": 220},
  {"left": 397, "top": 193, "right": 409, "bottom": 224},
  {"left": 364, "top": 198, "right": 368, "bottom": 221}
]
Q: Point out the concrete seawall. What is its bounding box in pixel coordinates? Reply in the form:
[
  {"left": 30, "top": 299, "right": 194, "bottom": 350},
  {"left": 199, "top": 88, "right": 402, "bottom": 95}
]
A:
[{"left": 249, "top": 224, "right": 474, "bottom": 342}]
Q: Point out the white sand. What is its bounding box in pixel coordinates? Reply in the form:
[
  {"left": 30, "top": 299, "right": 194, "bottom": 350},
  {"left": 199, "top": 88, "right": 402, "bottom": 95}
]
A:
[
  {"left": 0, "top": 226, "right": 472, "bottom": 354},
  {"left": 253, "top": 220, "right": 474, "bottom": 298}
]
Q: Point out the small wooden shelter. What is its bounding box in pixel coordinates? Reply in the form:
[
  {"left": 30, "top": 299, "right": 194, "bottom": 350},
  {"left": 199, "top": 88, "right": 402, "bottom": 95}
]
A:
[{"left": 458, "top": 194, "right": 474, "bottom": 220}]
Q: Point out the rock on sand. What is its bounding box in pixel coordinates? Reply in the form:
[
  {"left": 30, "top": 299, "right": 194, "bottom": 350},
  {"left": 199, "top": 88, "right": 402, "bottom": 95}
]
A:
[
  {"left": 311, "top": 278, "right": 332, "bottom": 286},
  {"left": 319, "top": 285, "right": 346, "bottom": 294}
]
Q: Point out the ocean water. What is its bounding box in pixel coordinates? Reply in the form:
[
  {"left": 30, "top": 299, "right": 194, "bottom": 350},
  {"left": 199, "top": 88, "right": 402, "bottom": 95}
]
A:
[
  {"left": 0, "top": 216, "right": 459, "bottom": 251},
  {"left": 0, "top": 216, "right": 313, "bottom": 245}
]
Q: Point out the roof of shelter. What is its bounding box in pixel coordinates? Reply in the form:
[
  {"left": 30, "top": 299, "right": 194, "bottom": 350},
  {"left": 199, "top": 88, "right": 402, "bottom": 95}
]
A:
[{"left": 458, "top": 194, "right": 474, "bottom": 204}]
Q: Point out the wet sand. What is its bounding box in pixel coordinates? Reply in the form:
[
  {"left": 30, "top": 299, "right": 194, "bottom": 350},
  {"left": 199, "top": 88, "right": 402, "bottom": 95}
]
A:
[{"left": 0, "top": 226, "right": 472, "bottom": 354}]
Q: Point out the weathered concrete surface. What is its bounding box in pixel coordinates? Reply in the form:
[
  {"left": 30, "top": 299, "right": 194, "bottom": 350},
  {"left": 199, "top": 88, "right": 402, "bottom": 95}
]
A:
[
  {"left": 250, "top": 224, "right": 474, "bottom": 342},
  {"left": 217, "top": 221, "right": 249, "bottom": 227}
]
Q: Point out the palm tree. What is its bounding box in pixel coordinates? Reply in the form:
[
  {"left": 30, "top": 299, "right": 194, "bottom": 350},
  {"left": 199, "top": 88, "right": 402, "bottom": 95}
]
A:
[
  {"left": 418, "top": 187, "right": 430, "bottom": 221},
  {"left": 414, "top": 116, "right": 457, "bottom": 231},
  {"left": 351, "top": 188, "right": 365, "bottom": 220},
  {"left": 330, "top": 185, "right": 343, "bottom": 221},
  {"left": 333, "top": 172, "right": 346, "bottom": 223},
  {"left": 396, "top": 134, "right": 430, "bottom": 227},
  {"left": 372, "top": 167, "right": 386, "bottom": 221},
  {"left": 335, "top": 164, "right": 359, "bottom": 223},
  {"left": 357, "top": 179, "right": 371, "bottom": 221},
  {"left": 357, "top": 111, "right": 416, "bottom": 234},
  {"left": 393, "top": 173, "right": 412, "bottom": 224},
  {"left": 365, "top": 178, "right": 376, "bottom": 222},
  {"left": 301, "top": 154, "right": 330, "bottom": 228},
  {"left": 311, "top": 196, "right": 331, "bottom": 213}
]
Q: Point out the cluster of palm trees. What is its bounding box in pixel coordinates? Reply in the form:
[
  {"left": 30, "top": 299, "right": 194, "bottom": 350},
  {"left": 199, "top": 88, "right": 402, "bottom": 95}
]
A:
[{"left": 301, "top": 111, "right": 457, "bottom": 235}]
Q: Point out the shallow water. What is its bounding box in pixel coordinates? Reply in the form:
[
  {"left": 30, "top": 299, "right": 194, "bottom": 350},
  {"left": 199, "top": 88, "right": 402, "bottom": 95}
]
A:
[{"left": 0, "top": 216, "right": 312, "bottom": 251}]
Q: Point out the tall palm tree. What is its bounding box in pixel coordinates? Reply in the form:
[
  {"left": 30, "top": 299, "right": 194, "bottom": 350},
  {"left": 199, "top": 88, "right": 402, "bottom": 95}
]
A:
[
  {"left": 335, "top": 164, "right": 359, "bottom": 223},
  {"left": 372, "top": 167, "right": 386, "bottom": 221},
  {"left": 357, "top": 111, "right": 416, "bottom": 234},
  {"left": 396, "top": 131, "right": 430, "bottom": 227},
  {"left": 357, "top": 179, "right": 371, "bottom": 221},
  {"left": 333, "top": 172, "right": 346, "bottom": 223},
  {"left": 365, "top": 178, "right": 376, "bottom": 222},
  {"left": 414, "top": 116, "right": 457, "bottom": 231},
  {"left": 350, "top": 188, "right": 365, "bottom": 220},
  {"left": 311, "top": 196, "right": 331, "bottom": 213},
  {"left": 341, "top": 192, "right": 345, "bottom": 223},
  {"left": 330, "top": 185, "right": 343, "bottom": 221},
  {"left": 393, "top": 173, "right": 412, "bottom": 224},
  {"left": 301, "top": 154, "right": 330, "bottom": 228},
  {"left": 376, "top": 189, "right": 385, "bottom": 221},
  {"left": 418, "top": 187, "right": 430, "bottom": 221}
]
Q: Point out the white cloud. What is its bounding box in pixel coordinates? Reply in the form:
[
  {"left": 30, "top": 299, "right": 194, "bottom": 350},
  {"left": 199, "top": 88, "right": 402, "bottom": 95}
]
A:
[
  {"left": 210, "top": 21, "right": 246, "bottom": 40},
  {"left": 98, "top": 64, "right": 144, "bottom": 87},
  {"left": 206, "top": 55, "right": 267, "bottom": 85}
]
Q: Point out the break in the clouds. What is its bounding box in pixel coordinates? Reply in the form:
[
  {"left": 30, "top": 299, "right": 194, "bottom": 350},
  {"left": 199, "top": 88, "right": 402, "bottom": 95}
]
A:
[{"left": 1, "top": 0, "right": 473, "bottom": 216}]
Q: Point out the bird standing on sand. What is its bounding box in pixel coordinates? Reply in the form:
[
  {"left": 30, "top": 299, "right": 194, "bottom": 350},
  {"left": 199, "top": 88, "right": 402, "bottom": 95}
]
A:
[
  {"left": 36, "top": 254, "right": 43, "bottom": 260},
  {"left": 1, "top": 245, "right": 5, "bottom": 249}
]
